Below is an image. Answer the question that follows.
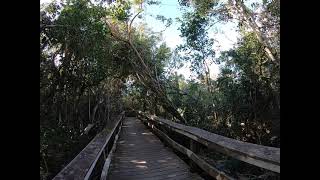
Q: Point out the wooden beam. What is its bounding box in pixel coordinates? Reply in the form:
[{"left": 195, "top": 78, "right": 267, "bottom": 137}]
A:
[
  {"left": 100, "top": 121, "right": 122, "bottom": 180},
  {"left": 146, "top": 122, "right": 234, "bottom": 180},
  {"left": 53, "top": 112, "right": 125, "bottom": 180},
  {"left": 138, "top": 111, "right": 280, "bottom": 173},
  {"left": 190, "top": 139, "right": 201, "bottom": 173},
  {"left": 84, "top": 112, "right": 124, "bottom": 180}
]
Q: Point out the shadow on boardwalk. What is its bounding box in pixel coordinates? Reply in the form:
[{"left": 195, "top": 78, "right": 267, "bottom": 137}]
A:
[{"left": 108, "top": 117, "right": 203, "bottom": 180}]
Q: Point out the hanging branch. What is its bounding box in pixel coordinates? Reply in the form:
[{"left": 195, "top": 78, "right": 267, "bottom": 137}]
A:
[{"left": 104, "top": 9, "right": 186, "bottom": 123}]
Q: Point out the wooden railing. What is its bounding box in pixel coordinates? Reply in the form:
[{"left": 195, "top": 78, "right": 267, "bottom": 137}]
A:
[
  {"left": 52, "top": 112, "right": 125, "bottom": 180},
  {"left": 137, "top": 111, "right": 280, "bottom": 180}
]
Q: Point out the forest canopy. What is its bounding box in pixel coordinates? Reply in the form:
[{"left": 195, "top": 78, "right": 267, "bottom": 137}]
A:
[{"left": 40, "top": 0, "right": 279, "bottom": 179}]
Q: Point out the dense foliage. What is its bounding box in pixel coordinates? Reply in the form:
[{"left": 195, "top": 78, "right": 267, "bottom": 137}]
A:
[
  {"left": 172, "top": 0, "right": 280, "bottom": 146},
  {"left": 40, "top": 0, "right": 279, "bottom": 179}
]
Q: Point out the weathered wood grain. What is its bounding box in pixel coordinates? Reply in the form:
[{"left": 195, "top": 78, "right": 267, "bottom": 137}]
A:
[
  {"left": 148, "top": 122, "right": 234, "bottom": 180},
  {"left": 107, "top": 117, "right": 202, "bottom": 180},
  {"left": 100, "top": 120, "right": 122, "bottom": 180},
  {"left": 138, "top": 111, "right": 280, "bottom": 173},
  {"left": 52, "top": 112, "right": 125, "bottom": 180}
]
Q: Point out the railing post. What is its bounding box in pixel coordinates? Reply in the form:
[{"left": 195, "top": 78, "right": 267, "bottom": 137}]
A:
[
  {"left": 189, "top": 139, "right": 200, "bottom": 173},
  {"left": 163, "top": 127, "right": 169, "bottom": 147}
]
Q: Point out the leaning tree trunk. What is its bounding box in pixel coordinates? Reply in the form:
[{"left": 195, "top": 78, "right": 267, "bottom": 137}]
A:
[
  {"left": 231, "top": 0, "right": 279, "bottom": 65},
  {"left": 106, "top": 12, "right": 186, "bottom": 124}
]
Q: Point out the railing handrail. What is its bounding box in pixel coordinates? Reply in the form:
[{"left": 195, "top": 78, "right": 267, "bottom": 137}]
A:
[
  {"left": 52, "top": 111, "right": 125, "bottom": 180},
  {"left": 137, "top": 111, "right": 280, "bottom": 174}
]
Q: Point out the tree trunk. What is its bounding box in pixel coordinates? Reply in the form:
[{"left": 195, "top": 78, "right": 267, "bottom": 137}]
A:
[
  {"left": 232, "top": 0, "right": 279, "bottom": 64},
  {"left": 91, "top": 98, "right": 104, "bottom": 123},
  {"left": 161, "top": 101, "right": 186, "bottom": 124},
  {"left": 88, "top": 90, "right": 91, "bottom": 123},
  {"left": 65, "top": 100, "right": 68, "bottom": 126},
  {"left": 104, "top": 96, "right": 108, "bottom": 124},
  {"left": 204, "top": 60, "right": 211, "bottom": 92},
  {"left": 58, "top": 109, "right": 62, "bottom": 124},
  {"left": 107, "top": 95, "right": 110, "bottom": 123},
  {"left": 108, "top": 16, "right": 188, "bottom": 124}
]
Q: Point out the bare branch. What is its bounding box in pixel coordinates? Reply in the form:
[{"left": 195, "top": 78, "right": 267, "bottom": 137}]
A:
[{"left": 128, "top": 10, "right": 143, "bottom": 39}]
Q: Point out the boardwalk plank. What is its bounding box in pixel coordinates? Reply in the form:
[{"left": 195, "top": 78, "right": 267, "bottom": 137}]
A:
[{"left": 108, "top": 117, "right": 202, "bottom": 180}]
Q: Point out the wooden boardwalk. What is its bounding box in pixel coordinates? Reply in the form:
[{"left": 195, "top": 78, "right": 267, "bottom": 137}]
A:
[{"left": 107, "top": 117, "right": 203, "bottom": 180}]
